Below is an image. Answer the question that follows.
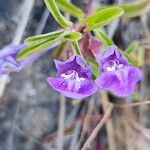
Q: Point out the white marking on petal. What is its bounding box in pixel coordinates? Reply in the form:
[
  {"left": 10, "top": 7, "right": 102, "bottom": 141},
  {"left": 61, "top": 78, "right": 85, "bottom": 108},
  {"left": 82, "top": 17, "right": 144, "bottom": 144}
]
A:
[
  {"left": 61, "top": 70, "right": 86, "bottom": 91},
  {"left": 104, "top": 59, "right": 124, "bottom": 72},
  {"left": 61, "top": 70, "right": 85, "bottom": 81},
  {"left": 117, "top": 64, "right": 124, "bottom": 69},
  {"left": 106, "top": 66, "right": 116, "bottom": 71}
]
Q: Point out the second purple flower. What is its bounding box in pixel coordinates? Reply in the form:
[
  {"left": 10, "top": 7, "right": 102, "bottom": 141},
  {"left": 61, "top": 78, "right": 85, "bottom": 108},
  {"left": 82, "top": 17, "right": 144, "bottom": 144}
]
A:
[{"left": 95, "top": 45, "right": 142, "bottom": 97}]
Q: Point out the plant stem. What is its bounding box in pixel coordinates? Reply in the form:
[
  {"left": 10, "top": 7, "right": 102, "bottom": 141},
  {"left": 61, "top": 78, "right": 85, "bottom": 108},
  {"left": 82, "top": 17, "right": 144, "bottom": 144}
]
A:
[
  {"left": 81, "top": 103, "right": 114, "bottom": 150},
  {"left": 71, "top": 41, "right": 87, "bottom": 64},
  {"left": 116, "top": 100, "right": 150, "bottom": 108},
  {"left": 100, "top": 91, "right": 116, "bottom": 150},
  {"left": 57, "top": 94, "right": 66, "bottom": 150}
]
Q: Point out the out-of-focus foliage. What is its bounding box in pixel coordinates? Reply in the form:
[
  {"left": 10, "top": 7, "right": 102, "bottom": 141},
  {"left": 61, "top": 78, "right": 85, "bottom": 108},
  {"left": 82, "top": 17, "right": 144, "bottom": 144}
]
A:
[
  {"left": 120, "top": 0, "right": 150, "bottom": 17},
  {"left": 56, "top": 0, "right": 84, "bottom": 19},
  {"left": 97, "top": 0, "right": 150, "bottom": 17},
  {"left": 125, "top": 41, "right": 139, "bottom": 54}
]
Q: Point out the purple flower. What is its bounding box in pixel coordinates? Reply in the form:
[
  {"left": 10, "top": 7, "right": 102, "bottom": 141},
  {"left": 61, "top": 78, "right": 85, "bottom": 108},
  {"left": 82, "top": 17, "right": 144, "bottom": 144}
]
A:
[
  {"left": 0, "top": 44, "right": 48, "bottom": 75},
  {"left": 47, "top": 55, "right": 97, "bottom": 99},
  {"left": 95, "top": 45, "right": 142, "bottom": 97}
]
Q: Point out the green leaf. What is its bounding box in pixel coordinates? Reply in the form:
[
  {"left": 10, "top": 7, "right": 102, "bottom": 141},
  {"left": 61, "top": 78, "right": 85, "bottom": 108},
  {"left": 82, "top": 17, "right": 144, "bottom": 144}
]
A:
[
  {"left": 124, "top": 53, "right": 139, "bottom": 67},
  {"left": 91, "top": 61, "right": 99, "bottom": 78},
  {"left": 120, "top": 0, "right": 150, "bottom": 17},
  {"left": 131, "top": 92, "right": 140, "bottom": 101},
  {"left": 125, "top": 41, "right": 139, "bottom": 54},
  {"left": 56, "top": 0, "right": 84, "bottom": 19},
  {"left": 96, "top": 0, "right": 150, "bottom": 17},
  {"left": 94, "top": 29, "right": 113, "bottom": 46},
  {"left": 17, "top": 36, "right": 60, "bottom": 60},
  {"left": 137, "top": 47, "right": 144, "bottom": 66},
  {"left": 25, "top": 30, "right": 65, "bottom": 43},
  {"left": 71, "top": 99, "right": 81, "bottom": 105},
  {"left": 64, "top": 32, "right": 82, "bottom": 41},
  {"left": 44, "top": 0, "right": 72, "bottom": 27},
  {"left": 82, "top": 7, "right": 124, "bottom": 30}
]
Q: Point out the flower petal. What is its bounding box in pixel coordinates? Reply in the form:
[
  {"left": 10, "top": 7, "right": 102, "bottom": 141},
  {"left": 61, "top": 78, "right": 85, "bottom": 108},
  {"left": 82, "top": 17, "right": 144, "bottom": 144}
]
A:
[
  {"left": 54, "top": 55, "right": 92, "bottom": 79},
  {"left": 103, "top": 45, "right": 129, "bottom": 65},
  {"left": 103, "top": 45, "right": 118, "bottom": 59},
  {"left": 54, "top": 56, "right": 78, "bottom": 73},
  {"left": 0, "top": 44, "right": 53, "bottom": 74},
  {"left": 95, "top": 66, "right": 142, "bottom": 97},
  {"left": 47, "top": 77, "right": 97, "bottom": 99},
  {"left": 96, "top": 45, "right": 130, "bottom": 72},
  {"left": 0, "top": 44, "right": 25, "bottom": 58}
]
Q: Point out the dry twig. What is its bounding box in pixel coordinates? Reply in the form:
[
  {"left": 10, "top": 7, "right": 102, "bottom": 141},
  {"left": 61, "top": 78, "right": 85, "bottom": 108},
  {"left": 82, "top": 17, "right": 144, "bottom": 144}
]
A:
[
  {"left": 100, "top": 91, "right": 116, "bottom": 150},
  {"left": 81, "top": 103, "right": 114, "bottom": 150},
  {"left": 57, "top": 94, "right": 66, "bottom": 150}
]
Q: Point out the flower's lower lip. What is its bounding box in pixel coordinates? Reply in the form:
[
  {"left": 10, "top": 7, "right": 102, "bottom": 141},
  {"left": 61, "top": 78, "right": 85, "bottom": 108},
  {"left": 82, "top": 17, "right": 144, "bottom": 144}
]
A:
[{"left": 47, "top": 77, "right": 97, "bottom": 99}]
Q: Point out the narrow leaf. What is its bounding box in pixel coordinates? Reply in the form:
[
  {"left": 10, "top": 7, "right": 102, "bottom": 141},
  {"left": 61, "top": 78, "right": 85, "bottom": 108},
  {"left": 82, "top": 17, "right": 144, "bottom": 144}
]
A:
[
  {"left": 131, "top": 92, "right": 140, "bottom": 101},
  {"left": 137, "top": 47, "right": 144, "bottom": 66},
  {"left": 125, "top": 41, "right": 139, "bottom": 54},
  {"left": 97, "top": 0, "right": 150, "bottom": 17},
  {"left": 56, "top": 0, "right": 84, "bottom": 19},
  {"left": 64, "top": 32, "right": 82, "bottom": 41},
  {"left": 94, "top": 29, "right": 113, "bottom": 46},
  {"left": 44, "top": 0, "right": 72, "bottom": 27},
  {"left": 17, "top": 36, "right": 60, "bottom": 60},
  {"left": 121, "top": 0, "right": 150, "bottom": 17},
  {"left": 124, "top": 53, "right": 139, "bottom": 67},
  {"left": 25, "top": 30, "right": 64, "bottom": 43},
  {"left": 82, "top": 7, "right": 124, "bottom": 30}
]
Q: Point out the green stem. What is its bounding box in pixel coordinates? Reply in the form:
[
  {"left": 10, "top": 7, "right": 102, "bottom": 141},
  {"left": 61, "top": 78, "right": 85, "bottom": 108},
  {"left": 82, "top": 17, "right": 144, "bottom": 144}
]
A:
[
  {"left": 71, "top": 41, "right": 86, "bottom": 64},
  {"left": 94, "top": 29, "right": 113, "bottom": 46}
]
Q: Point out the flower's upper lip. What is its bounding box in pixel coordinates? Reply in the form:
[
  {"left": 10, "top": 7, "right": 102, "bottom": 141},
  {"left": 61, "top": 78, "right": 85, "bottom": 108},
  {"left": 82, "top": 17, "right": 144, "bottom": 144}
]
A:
[
  {"left": 54, "top": 55, "right": 93, "bottom": 79},
  {"left": 97, "top": 45, "right": 131, "bottom": 72},
  {"left": 103, "top": 45, "right": 119, "bottom": 59}
]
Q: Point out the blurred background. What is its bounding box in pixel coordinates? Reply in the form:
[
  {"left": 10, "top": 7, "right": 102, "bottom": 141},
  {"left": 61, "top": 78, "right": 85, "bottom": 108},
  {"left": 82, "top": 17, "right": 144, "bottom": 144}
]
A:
[{"left": 0, "top": 0, "right": 150, "bottom": 150}]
